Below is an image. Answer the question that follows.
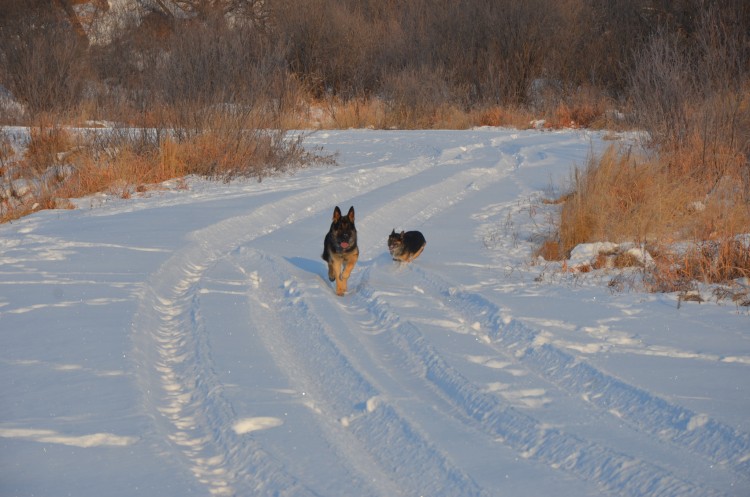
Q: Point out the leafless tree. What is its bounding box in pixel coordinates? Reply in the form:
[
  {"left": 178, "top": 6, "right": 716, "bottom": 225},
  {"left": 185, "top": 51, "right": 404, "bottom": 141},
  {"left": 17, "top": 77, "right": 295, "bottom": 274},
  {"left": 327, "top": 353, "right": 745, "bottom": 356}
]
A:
[{"left": 0, "top": 4, "right": 91, "bottom": 116}]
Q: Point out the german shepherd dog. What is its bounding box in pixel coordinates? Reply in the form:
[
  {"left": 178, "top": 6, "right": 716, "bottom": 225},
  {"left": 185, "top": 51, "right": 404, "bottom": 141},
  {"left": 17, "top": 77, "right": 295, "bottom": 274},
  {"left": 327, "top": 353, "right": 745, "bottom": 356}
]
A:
[
  {"left": 322, "top": 206, "right": 359, "bottom": 296},
  {"left": 388, "top": 229, "right": 426, "bottom": 262}
]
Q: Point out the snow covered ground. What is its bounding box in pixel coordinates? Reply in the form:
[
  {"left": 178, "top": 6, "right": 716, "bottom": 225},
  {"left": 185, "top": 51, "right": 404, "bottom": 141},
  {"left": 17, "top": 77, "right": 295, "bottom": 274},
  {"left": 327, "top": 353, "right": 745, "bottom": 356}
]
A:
[{"left": 1, "top": 128, "right": 748, "bottom": 497}]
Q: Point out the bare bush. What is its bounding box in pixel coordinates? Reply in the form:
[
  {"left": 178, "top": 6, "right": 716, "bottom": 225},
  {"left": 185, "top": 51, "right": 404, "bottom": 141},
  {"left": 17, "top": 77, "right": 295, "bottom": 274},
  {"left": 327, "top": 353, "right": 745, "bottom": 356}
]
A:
[
  {"left": 381, "top": 66, "right": 460, "bottom": 128},
  {"left": 628, "top": 28, "right": 698, "bottom": 147},
  {"left": 0, "top": 9, "right": 91, "bottom": 117},
  {"left": 271, "top": 0, "right": 400, "bottom": 98}
]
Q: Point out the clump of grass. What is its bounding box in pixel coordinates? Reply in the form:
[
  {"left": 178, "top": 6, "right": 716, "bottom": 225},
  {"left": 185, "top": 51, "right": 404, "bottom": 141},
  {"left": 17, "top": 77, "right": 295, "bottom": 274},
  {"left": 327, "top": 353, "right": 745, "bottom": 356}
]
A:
[
  {"left": 541, "top": 86, "right": 613, "bottom": 129},
  {"left": 554, "top": 146, "right": 687, "bottom": 257},
  {"left": 646, "top": 237, "right": 750, "bottom": 293},
  {"left": 537, "top": 141, "right": 750, "bottom": 291},
  {"left": 536, "top": 238, "right": 565, "bottom": 262},
  {"left": 0, "top": 122, "right": 80, "bottom": 222},
  {"left": 475, "top": 106, "right": 535, "bottom": 128},
  {"left": 24, "top": 121, "right": 77, "bottom": 172},
  {"left": 316, "top": 98, "right": 389, "bottom": 129}
]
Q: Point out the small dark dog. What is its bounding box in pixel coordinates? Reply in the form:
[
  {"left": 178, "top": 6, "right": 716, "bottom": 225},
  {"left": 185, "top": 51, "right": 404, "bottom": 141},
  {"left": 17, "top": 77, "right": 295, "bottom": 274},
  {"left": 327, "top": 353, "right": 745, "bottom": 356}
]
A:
[
  {"left": 388, "top": 229, "right": 426, "bottom": 262},
  {"left": 322, "top": 206, "right": 359, "bottom": 296}
]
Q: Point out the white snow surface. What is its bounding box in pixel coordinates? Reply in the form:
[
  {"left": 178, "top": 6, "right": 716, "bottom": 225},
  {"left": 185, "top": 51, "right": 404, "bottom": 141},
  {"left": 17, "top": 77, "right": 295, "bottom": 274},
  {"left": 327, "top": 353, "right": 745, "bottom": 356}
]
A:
[{"left": 1, "top": 128, "right": 748, "bottom": 497}]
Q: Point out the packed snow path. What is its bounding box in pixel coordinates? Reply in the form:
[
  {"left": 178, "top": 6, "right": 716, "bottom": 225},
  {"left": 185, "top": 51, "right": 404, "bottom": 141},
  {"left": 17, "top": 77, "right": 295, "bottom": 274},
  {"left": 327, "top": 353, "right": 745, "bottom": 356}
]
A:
[{"left": 2, "top": 129, "right": 748, "bottom": 497}]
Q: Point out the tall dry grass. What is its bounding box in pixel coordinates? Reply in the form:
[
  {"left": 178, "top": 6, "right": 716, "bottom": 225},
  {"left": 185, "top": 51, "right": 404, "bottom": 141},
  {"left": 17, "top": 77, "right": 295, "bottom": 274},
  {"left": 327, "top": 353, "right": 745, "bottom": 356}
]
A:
[
  {"left": 646, "top": 237, "right": 750, "bottom": 294},
  {"left": 556, "top": 146, "right": 694, "bottom": 256},
  {"left": 296, "top": 96, "right": 539, "bottom": 131},
  {"left": 539, "top": 140, "right": 750, "bottom": 291}
]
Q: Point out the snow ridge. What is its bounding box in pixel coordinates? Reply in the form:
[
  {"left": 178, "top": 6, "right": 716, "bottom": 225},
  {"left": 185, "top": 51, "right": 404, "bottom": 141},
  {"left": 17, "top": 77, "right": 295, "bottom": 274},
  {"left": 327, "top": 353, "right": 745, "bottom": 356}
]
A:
[{"left": 351, "top": 265, "right": 726, "bottom": 497}]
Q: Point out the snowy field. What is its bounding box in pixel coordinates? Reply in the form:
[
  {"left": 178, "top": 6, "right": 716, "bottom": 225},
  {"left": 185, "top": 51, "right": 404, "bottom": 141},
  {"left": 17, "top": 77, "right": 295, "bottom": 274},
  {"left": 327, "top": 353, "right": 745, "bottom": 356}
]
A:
[{"left": 1, "top": 128, "right": 748, "bottom": 497}]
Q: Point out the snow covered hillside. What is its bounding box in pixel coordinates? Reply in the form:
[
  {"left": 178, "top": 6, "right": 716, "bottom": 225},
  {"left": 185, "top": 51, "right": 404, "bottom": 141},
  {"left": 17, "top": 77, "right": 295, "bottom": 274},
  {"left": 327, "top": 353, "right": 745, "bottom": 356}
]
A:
[{"left": 1, "top": 128, "right": 748, "bottom": 497}]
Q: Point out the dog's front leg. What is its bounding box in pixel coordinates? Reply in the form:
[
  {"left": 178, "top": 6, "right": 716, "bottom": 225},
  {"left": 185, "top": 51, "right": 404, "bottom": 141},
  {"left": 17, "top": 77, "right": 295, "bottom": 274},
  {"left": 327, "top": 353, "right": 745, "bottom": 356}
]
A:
[
  {"left": 335, "top": 262, "right": 348, "bottom": 296},
  {"left": 335, "top": 276, "right": 346, "bottom": 296},
  {"left": 337, "top": 251, "right": 358, "bottom": 296},
  {"left": 327, "top": 257, "right": 342, "bottom": 294},
  {"left": 327, "top": 259, "right": 337, "bottom": 282}
]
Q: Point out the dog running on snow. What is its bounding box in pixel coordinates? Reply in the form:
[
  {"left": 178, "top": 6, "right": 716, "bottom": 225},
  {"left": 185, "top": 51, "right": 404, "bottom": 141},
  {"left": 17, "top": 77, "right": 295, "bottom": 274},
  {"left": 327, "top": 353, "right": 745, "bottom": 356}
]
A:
[
  {"left": 322, "top": 206, "right": 359, "bottom": 296},
  {"left": 388, "top": 229, "right": 426, "bottom": 262}
]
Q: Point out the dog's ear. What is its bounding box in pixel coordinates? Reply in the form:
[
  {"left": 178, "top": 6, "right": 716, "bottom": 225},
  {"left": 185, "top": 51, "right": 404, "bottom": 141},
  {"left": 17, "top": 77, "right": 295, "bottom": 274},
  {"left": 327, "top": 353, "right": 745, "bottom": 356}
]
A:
[
  {"left": 400, "top": 231, "right": 405, "bottom": 236},
  {"left": 390, "top": 229, "right": 396, "bottom": 235},
  {"left": 347, "top": 206, "right": 355, "bottom": 222},
  {"left": 332, "top": 206, "right": 342, "bottom": 221}
]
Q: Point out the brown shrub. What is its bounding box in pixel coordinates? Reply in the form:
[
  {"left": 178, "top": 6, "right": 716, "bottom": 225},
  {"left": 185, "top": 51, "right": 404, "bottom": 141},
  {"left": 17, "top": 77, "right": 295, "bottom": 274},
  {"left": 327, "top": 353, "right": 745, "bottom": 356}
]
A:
[
  {"left": 645, "top": 237, "right": 750, "bottom": 293},
  {"left": 317, "top": 98, "right": 388, "bottom": 129},
  {"left": 474, "top": 106, "right": 533, "bottom": 128},
  {"left": 25, "top": 122, "right": 77, "bottom": 172},
  {"left": 612, "top": 252, "right": 643, "bottom": 269},
  {"left": 556, "top": 145, "right": 720, "bottom": 258},
  {"left": 535, "top": 239, "right": 564, "bottom": 261},
  {"left": 541, "top": 138, "right": 750, "bottom": 288}
]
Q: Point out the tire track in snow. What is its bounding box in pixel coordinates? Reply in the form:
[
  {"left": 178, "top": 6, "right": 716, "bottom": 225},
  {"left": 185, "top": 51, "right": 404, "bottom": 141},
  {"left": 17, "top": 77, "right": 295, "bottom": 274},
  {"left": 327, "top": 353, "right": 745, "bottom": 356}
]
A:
[
  {"left": 408, "top": 265, "right": 750, "bottom": 487},
  {"left": 345, "top": 264, "right": 728, "bottom": 497},
  {"left": 238, "top": 250, "right": 485, "bottom": 497},
  {"left": 134, "top": 260, "right": 312, "bottom": 496},
  {"left": 129, "top": 135, "right": 501, "bottom": 495}
]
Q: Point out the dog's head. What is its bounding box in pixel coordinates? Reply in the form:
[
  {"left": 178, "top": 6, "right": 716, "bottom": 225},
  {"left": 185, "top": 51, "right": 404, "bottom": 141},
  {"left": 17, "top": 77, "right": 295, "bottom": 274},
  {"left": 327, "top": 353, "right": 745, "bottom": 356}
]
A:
[
  {"left": 330, "top": 206, "right": 357, "bottom": 251},
  {"left": 388, "top": 229, "right": 405, "bottom": 252}
]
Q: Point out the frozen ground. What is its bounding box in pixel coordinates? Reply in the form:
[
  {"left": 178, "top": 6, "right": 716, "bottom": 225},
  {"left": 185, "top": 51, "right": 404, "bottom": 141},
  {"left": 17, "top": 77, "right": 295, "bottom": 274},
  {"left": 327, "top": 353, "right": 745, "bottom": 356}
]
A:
[{"left": 1, "top": 128, "right": 748, "bottom": 497}]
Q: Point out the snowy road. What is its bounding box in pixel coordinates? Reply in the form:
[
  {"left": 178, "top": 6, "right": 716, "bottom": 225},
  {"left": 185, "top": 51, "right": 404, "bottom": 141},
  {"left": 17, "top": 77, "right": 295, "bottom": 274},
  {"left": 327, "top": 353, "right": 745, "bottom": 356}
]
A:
[{"left": 2, "top": 129, "right": 749, "bottom": 496}]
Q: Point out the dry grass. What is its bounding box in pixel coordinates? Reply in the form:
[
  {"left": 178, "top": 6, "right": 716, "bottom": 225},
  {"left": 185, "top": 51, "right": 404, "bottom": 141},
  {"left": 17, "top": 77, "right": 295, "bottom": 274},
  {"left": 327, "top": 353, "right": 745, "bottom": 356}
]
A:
[
  {"left": 646, "top": 237, "right": 750, "bottom": 293},
  {"left": 537, "top": 138, "right": 750, "bottom": 291},
  {"left": 536, "top": 238, "right": 565, "bottom": 262},
  {"left": 24, "top": 121, "right": 77, "bottom": 172},
  {"left": 323, "top": 98, "right": 389, "bottom": 129},
  {"left": 558, "top": 145, "right": 749, "bottom": 254},
  {"left": 474, "top": 106, "right": 536, "bottom": 129},
  {"left": 56, "top": 141, "right": 178, "bottom": 199},
  {"left": 0, "top": 122, "right": 79, "bottom": 222},
  {"left": 540, "top": 86, "right": 615, "bottom": 129},
  {"left": 295, "top": 97, "right": 546, "bottom": 130},
  {"left": 0, "top": 108, "right": 333, "bottom": 222},
  {"left": 556, "top": 147, "right": 682, "bottom": 257}
]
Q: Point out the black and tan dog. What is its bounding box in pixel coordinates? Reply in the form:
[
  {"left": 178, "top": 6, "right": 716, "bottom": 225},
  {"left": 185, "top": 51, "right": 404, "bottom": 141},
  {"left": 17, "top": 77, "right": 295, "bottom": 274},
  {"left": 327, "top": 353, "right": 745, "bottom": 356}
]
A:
[
  {"left": 388, "top": 229, "right": 426, "bottom": 262},
  {"left": 322, "top": 206, "right": 359, "bottom": 296}
]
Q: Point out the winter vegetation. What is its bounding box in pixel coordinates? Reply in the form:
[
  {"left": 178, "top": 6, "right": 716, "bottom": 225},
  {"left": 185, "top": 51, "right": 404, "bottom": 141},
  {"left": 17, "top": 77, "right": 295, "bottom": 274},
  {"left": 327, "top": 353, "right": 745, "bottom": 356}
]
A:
[{"left": 0, "top": 0, "right": 749, "bottom": 288}]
